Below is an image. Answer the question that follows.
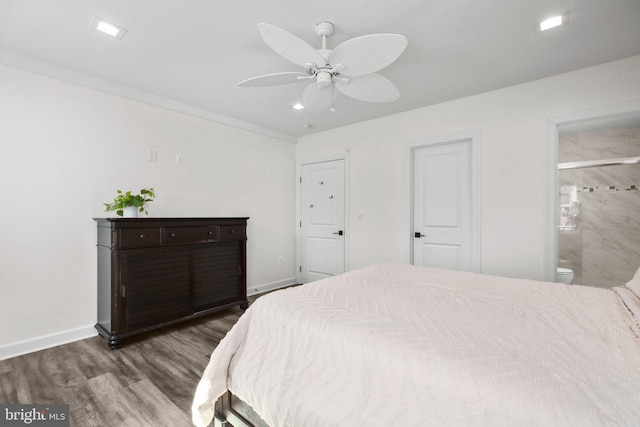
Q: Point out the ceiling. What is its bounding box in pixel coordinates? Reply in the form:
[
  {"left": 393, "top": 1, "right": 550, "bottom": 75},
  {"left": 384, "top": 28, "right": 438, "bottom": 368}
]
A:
[{"left": 1, "top": 0, "right": 639, "bottom": 141}]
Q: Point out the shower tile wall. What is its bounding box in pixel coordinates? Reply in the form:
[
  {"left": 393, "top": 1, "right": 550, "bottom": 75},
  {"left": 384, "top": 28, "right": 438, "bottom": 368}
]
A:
[{"left": 558, "top": 126, "right": 640, "bottom": 288}]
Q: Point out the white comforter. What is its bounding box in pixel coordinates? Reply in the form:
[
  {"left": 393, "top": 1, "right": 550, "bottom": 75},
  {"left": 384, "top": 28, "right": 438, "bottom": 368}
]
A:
[{"left": 192, "top": 263, "right": 640, "bottom": 426}]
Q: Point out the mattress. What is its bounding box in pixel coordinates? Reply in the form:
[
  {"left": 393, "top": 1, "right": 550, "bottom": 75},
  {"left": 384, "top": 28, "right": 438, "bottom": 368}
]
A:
[{"left": 192, "top": 263, "right": 640, "bottom": 426}]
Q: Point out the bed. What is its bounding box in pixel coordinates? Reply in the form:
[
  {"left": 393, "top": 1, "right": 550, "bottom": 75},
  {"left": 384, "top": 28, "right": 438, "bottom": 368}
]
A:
[{"left": 192, "top": 263, "right": 640, "bottom": 426}]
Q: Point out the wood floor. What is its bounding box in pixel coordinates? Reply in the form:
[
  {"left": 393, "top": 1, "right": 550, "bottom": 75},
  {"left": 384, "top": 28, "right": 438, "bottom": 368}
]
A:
[{"left": 0, "top": 302, "right": 252, "bottom": 427}]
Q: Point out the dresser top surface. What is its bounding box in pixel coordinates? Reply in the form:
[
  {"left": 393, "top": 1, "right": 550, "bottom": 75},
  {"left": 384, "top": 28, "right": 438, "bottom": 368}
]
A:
[{"left": 94, "top": 217, "right": 249, "bottom": 222}]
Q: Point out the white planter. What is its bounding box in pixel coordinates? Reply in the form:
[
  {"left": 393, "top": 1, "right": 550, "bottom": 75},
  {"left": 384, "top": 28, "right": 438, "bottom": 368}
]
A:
[{"left": 122, "top": 206, "right": 138, "bottom": 218}]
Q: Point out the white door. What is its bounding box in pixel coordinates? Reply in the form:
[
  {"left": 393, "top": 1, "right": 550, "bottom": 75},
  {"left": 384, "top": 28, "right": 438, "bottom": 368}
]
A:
[
  {"left": 300, "top": 159, "right": 345, "bottom": 283},
  {"left": 413, "top": 140, "right": 472, "bottom": 271}
]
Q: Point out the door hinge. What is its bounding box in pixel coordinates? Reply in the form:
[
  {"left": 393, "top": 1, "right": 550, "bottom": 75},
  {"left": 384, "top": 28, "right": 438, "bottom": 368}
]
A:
[
  {"left": 299, "top": 265, "right": 302, "bottom": 272},
  {"left": 120, "top": 285, "right": 126, "bottom": 298},
  {"left": 299, "top": 221, "right": 302, "bottom": 228},
  {"left": 299, "top": 176, "right": 302, "bottom": 183},
  {"left": 238, "top": 265, "right": 242, "bottom": 275}
]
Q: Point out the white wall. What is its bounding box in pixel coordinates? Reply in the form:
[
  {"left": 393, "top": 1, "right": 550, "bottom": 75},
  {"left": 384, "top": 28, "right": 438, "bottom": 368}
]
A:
[
  {"left": 296, "top": 55, "right": 640, "bottom": 280},
  {"left": 0, "top": 64, "right": 296, "bottom": 358},
  {"left": 3, "top": 55, "right": 640, "bottom": 359}
]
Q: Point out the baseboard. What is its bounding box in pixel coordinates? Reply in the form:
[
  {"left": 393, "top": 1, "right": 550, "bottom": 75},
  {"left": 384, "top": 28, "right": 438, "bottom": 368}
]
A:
[
  {"left": 0, "top": 278, "right": 298, "bottom": 361},
  {"left": 0, "top": 325, "right": 96, "bottom": 361},
  {"left": 247, "top": 277, "right": 297, "bottom": 296}
]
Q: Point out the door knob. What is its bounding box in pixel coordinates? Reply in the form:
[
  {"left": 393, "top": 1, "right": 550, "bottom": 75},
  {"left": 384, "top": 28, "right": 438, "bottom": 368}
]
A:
[
  {"left": 333, "top": 230, "right": 344, "bottom": 236},
  {"left": 414, "top": 232, "right": 425, "bottom": 238}
]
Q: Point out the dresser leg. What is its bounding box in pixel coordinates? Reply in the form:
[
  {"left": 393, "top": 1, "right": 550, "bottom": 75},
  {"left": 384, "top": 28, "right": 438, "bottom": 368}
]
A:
[{"left": 107, "top": 337, "right": 122, "bottom": 350}]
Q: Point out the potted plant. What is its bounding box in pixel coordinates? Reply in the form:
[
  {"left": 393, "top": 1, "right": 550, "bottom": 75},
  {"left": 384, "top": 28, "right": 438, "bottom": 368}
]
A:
[{"left": 104, "top": 188, "right": 155, "bottom": 217}]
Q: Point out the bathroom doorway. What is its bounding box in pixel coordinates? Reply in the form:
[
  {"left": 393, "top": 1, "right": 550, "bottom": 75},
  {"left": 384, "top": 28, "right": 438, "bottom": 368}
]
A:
[{"left": 549, "top": 108, "right": 640, "bottom": 288}]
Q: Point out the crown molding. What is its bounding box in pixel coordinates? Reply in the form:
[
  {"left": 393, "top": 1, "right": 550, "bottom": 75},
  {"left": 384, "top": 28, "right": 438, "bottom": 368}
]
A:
[{"left": 0, "top": 49, "right": 297, "bottom": 143}]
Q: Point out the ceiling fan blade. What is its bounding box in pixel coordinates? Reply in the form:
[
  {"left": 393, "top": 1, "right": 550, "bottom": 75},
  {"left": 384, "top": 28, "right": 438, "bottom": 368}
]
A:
[
  {"left": 335, "top": 73, "right": 400, "bottom": 102},
  {"left": 302, "top": 82, "right": 337, "bottom": 113},
  {"left": 257, "top": 23, "right": 327, "bottom": 68},
  {"left": 238, "top": 72, "right": 309, "bottom": 87},
  {"left": 329, "top": 34, "right": 407, "bottom": 76}
]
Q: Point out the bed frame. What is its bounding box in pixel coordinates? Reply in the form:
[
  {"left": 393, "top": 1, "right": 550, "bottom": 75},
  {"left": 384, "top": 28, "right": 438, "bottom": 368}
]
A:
[{"left": 213, "top": 392, "right": 268, "bottom": 427}]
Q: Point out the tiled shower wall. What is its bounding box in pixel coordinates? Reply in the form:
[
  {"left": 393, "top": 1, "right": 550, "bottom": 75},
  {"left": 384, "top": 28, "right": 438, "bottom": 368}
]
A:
[{"left": 558, "top": 126, "right": 640, "bottom": 288}]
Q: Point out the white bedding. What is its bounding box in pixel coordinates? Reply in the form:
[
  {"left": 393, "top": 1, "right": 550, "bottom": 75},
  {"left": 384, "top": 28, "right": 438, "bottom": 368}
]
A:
[{"left": 192, "top": 263, "right": 640, "bottom": 426}]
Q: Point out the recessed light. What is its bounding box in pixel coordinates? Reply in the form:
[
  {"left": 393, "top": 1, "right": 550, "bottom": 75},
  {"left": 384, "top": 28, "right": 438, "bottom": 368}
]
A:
[
  {"left": 90, "top": 17, "right": 128, "bottom": 39},
  {"left": 302, "top": 124, "right": 312, "bottom": 129},
  {"left": 539, "top": 15, "right": 564, "bottom": 32},
  {"left": 97, "top": 21, "right": 120, "bottom": 36},
  {"left": 292, "top": 103, "right": 304, "bottom": 110}
]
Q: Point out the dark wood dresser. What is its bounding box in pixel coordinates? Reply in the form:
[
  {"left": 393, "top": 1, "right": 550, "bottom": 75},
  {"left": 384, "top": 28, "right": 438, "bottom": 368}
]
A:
[{"left": 94, "top": 217, "right": 248, "bottom": 349}]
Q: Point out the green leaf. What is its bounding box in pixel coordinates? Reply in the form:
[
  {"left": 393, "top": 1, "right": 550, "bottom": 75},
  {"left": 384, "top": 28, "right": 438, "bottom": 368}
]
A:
[{"left": 103, "top": 187, "right": 156, "bottom": 216}]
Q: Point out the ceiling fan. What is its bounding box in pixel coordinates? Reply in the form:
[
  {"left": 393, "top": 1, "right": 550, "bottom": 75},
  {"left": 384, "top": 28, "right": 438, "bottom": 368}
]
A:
[{"left": 238, "top": 22, "right": 408, "bottom": 113}]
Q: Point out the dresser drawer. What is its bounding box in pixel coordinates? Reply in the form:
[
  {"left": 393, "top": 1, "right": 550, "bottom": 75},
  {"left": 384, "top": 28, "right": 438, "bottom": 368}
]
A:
[
  {"left": 164, "top": 226, "right": 219, "bottom": 244},
  {"left": 119, "top": 227, "right": 162, "bottom": 248},
  {"left": 219, "top": 225, "right": 246, "bottom": 241}
]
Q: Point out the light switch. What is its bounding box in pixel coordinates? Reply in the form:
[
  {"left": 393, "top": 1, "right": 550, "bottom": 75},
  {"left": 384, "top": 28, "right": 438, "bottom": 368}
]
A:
[{"left": 148, "top": 150, "right": 157, "bottom": 162}]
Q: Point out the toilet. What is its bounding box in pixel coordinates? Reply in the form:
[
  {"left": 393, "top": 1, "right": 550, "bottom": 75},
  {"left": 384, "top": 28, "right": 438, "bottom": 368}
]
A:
[{"left": 555, "top": 267, "right": 574, "bottom": 284}]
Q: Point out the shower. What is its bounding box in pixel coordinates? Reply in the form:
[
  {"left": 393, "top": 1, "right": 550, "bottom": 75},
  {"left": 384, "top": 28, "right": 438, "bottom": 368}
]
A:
[{"left": 556, "top": 125, "right": 640, "bottom": 288}]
